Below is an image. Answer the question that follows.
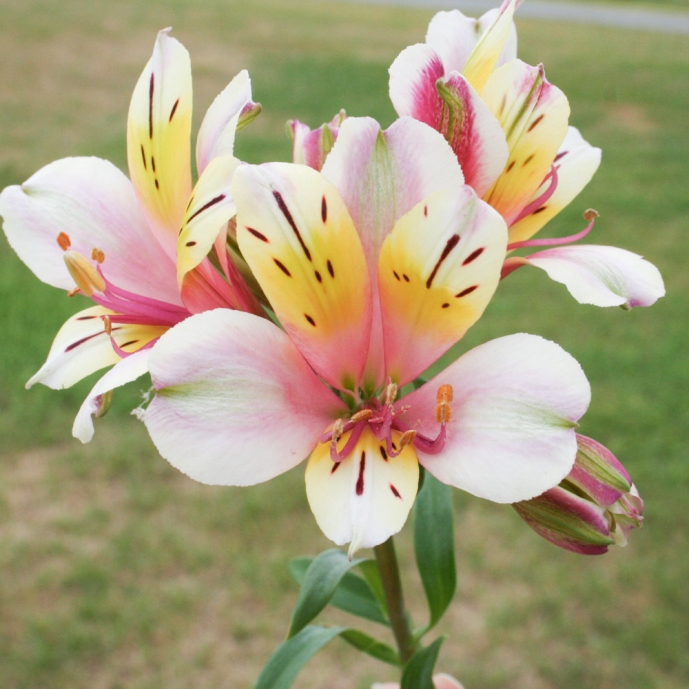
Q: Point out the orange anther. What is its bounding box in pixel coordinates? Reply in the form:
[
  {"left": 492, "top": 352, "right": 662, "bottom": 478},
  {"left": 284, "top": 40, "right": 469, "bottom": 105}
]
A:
[
  {"left": 351, "top": 409, "right": 373, "bottom": 423},
  {"left": 435, "top": 403, "right": 452, "bottom": 425},
  {"left": 398, "top": 430, "right": 417, "bottom": 450},
  {"left": 102, "top": 315, "right": 112, "bottom": 336},
  {"left": 584, "top": 209, "right": 599, "bottom": 222},
  {"left": 57, "top": 232, "right": 71, "bottom": 251},
  {"left": 67, "top": 287, "right": 80, "bottom": 297},
  {"left": 437, "top": 384, "right": 453, "bottom": 405},
  {"left": 91, "top": 247, "right": 105, "bottom": 263},
  {"left": 435, "top": 384, "right": 454, "bottom": 424}
]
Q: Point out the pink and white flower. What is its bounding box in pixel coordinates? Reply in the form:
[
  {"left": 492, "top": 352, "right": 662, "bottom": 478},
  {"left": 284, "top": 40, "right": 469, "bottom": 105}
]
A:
[
  {"left": 142, "top": 117, "right": 591, "bottom": 555},
  {"left": 389, "top": 1, "right": 664, "bottom": 309},
  {"left": 0, "top": 30, "right": 262, "bottom": 441}
]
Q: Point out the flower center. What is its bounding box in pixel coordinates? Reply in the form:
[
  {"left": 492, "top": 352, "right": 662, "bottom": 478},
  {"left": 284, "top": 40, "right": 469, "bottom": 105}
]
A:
[
  {"left": 57, "top": 232, "right": 191, "bottom": 357},
  {"left": 320, "top": 381, "right": 453, "bottom": 463}
]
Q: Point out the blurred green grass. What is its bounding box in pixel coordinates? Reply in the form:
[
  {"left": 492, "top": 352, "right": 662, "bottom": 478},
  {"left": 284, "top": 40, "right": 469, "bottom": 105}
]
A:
[{"left": 0, "top": 0, "right": 687, "bottom": 688}]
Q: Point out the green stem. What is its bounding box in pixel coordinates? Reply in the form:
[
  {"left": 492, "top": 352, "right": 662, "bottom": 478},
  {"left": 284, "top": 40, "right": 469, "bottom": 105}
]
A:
[{"left": 374, "top": 536, "right": 417, "bottom": 665}]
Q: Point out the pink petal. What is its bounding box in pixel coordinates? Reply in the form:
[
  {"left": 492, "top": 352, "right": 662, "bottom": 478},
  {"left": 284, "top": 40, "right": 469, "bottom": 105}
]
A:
[
  {"left": 389, "top": 49, "right": 508, "bottom": 195},
  {"left": 322, "top": 116, "right": 464, "bottom": 271},
  {"left": 144, "top": 310, "right": 347, "bottom": 486},
  {"left": 322, "top": 116, "right": 464, "bottom": 390},
  {"left": 0, "top": 157, "right": 181, "bottom": 304},
  {"left": 389, "top": 44, "right": 446, "bottom": 128},
  {"left": 525, "top": 244, "right": 665, "bottom": 308},
  {"left": 400, "top": 334, "right": 591, "bottom": 503},
  {"left": 436, "top": 72, "right": 509, "bottom": 196}
]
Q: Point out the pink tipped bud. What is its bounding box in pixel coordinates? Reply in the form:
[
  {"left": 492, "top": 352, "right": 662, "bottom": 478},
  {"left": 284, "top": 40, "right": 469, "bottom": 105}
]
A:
[
  {"left": 287, "top": 109, "right": 346, "bottom": 171},
  {"left": 513, "top": 434, "right": 644, "bottom": 555}
]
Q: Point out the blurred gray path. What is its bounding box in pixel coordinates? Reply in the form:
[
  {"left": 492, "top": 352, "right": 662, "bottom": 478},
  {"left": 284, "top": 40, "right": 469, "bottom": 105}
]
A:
[{"left": 334, "top": 0, "right": 689, "bottom": 34}]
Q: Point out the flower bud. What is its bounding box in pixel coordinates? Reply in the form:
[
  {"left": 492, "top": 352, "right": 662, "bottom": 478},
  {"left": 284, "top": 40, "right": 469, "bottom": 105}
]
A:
[
  {"left": 287, "top": 109, "right": 346, "bottom": 171},
  {"left": 513, "top": 434, "right": 644, "bottom": 555}
]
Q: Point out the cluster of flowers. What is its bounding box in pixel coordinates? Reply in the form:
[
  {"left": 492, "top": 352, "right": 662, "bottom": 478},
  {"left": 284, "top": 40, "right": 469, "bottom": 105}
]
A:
[{"left": 1, "top": 0, "right": 660, "bottom": 560}]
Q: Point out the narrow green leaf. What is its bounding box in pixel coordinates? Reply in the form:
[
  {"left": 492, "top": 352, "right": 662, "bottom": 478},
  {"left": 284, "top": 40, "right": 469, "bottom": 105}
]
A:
[
  {"left": 414, "top": 472, "right": 456, "bottom": 632},
  {"left": 340, "top": 629, "right": 400, "bottom": 666},
  {"left": 401, "top": 637, "right": 446, "bottom": 689},
  {"left": 358, "top": 559, "right": 388, "bottom": 612},
  {"left": 288, "top": 549, "right": 364, "bottom": 638},
  {"left": 290, "top": 557, "right": 389, "bottom": 626},
  {"left": 254, "top": 625, "right": 344, "bottom": 689}
]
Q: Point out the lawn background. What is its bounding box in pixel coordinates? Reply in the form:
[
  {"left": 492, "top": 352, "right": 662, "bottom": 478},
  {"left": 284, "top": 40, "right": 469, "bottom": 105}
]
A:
[{"left": 0, "top": 0, "right": 687, "bottom": 687}]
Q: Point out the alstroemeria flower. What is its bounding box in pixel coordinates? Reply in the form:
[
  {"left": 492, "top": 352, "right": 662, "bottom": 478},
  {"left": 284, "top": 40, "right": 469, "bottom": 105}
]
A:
[
  {"left": 142, "top": 116, "right": 591, "bottom": 555},
  {"left": 0, "top": 30, "right": 262, "bottom": 441},
  {"left": 288, "top": 109, "right": 346, "bottom": 171},
  {"left": 389, "top": 1, "right": 664, "bottom": 309}
]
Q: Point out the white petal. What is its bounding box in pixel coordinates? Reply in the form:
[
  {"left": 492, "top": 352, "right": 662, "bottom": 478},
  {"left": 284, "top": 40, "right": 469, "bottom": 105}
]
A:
[
  {"left": 526, "top": 244, "right": 665, "bottom": 308},
  {"left": 27, "top": 306, "right": 120, "bottom": 389},
  {"left": 305, "top": 427, "right": 419, "bottom": 556},
  {"left": 400, "top": 334, "right": 591, "bottom": 503},
  {"left": 196, "top": 70, "right": 254, "bottom": 175},
  {"left": 0, "top": 157, "right": 181, "bottom": 304},
  {"left": 426, "top": 10, "right": 480, "bottom": 74},
  {"left": 73, "top": 349, "right": 151, "bottom": 443},
  {"left": 425, "top": 8, "right": 517, "bottom": 76},
  {"left": 144, "top": 310, "right": 347, "bottom": 486}
]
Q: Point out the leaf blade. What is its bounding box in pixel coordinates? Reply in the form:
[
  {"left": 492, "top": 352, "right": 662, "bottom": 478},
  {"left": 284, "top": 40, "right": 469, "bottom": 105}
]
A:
[
  {"left": 290, "top": 556, "right": 389, "bottom": 626},
  {"left": 254, "top": 625, "right": 345, "bottom": 689},
  {"left": 288, "top": 549, "right": 364, "bottom": 638},
  {"left": 414, "top": 471, "right": 456, "bottom": 632},
  {"left": 401, "top": 637, "right": 446, "bottom": 689}
]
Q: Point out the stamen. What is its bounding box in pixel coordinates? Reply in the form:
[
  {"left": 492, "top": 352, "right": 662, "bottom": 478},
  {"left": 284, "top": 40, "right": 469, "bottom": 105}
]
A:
[
  {"left": 507, "top": 210, "right": 598, "bottom": 251},
  {"left": 57, "top": 232, "right": 71, "bottom": 251},
  {"left": 102, "top": 315, "right": 113, "bottom": 336},
  {"left": 510, "top": 165, "right": 559, "bottom": 227},
  {"left": 63, "top": 251, "right": 106, "bottom": 296},
  {"left": 91, "top": 248, "right": 105, "bottom": 264}
]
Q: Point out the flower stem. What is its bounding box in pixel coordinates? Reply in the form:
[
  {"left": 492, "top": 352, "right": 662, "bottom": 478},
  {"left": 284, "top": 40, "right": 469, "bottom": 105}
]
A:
[{"left": 374, "top": 536, "right": 417, "bottom": 665}]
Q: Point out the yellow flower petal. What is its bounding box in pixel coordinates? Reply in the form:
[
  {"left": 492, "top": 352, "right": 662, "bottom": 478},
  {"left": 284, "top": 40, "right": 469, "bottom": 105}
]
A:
[{"left": 127, "top": 29, "right": 192, "bottom": 253}]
